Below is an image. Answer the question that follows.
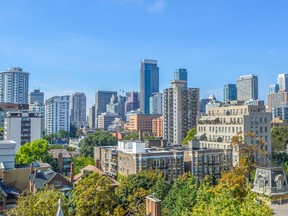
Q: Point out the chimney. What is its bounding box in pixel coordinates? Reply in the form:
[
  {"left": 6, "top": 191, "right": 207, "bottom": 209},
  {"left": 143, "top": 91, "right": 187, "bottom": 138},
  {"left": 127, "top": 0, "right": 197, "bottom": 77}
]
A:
[
  {"left": 70, "top": 163, "right": 74, "bottom": 182},
  {"left": 146, "top": 195, "right": 161, "bottom": 216},
  {"left": 30, "top": 163, "right": 34, "bottom": 174}
]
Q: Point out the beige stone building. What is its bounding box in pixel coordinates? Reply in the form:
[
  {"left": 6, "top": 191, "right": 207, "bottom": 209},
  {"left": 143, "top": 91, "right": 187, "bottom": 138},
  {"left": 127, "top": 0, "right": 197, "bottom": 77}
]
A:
[
  {"left": 194, "top": 104, "right": 271, "bottom": 165},
  {"left": 94, "top": 140, "right": 184, "bottom": 181}
]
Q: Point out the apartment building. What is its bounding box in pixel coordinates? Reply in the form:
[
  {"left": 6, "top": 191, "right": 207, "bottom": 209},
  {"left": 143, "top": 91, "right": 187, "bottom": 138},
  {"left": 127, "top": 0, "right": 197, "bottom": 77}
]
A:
[
  {"left": 194, "top": 104, "right": 271, "bottom": 164},
  {"left": 45, "top": 96, "right": 70, "bottom": 134},
  {"left": 190, "top": 147, "right": 232, "bottom": 182},
  {"left": 126, "top": 114, "right": 161, "bottom": 132},
  {"left": 163, "top": 80, "right": 200, "bottom": 145},
  {"left": 152, "top": 116, "right": 163, "bottom": 138},
  {"left": 4, "top": 111, "right": 42, "bottom": 152},
  {"left": 94, "top": 140, "right": 184, "bottom": 181}
]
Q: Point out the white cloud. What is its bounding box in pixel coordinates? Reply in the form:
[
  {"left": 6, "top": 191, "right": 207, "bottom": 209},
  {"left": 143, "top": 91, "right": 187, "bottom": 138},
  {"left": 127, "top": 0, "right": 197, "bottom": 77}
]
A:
[{"left": 148, "top": 0, "right": 166, "bottom": 13}]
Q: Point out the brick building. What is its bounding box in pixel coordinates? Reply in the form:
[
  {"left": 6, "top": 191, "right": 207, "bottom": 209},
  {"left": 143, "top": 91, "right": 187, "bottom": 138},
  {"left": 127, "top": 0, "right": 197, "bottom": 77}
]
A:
[
  {"left": 126, "top": 114, "right": 161, "bottom": 132},
  {"left": 94, "top": 140, "right": 184, "bottom": 181}
]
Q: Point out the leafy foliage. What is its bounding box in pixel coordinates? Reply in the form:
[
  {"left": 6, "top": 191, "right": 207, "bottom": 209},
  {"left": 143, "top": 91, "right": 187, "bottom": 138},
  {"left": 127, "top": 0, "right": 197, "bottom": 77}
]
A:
[
  {"left": 162, "top": 173, "right": 198, "bottom": 215},
  {"left": 72, "top": 156, "right": 95, "bottom": 174},
  {"left": 48, "top": 144, "right": 65, "bottom": 149},
  {"left": 71, "top": 172, "right": 117, "bottom": 216},
  {"left": 183, "top": 127, "right": 197, "bottom": 145},
  {"left": 43, "top": 130, "right": 70, "bottom": 144},
  {"left": 116, "top": 170, "right": 164, "bottom": 215},
  {"left": 6, "top": 187, "right": 68, "bottom": 216},
  {"left": 79, "top": 130, "right": 117, "bottom": 157},
  {"left": 123, "top": 131, "right": 139, "bottom": 140},
  {"left": 16, "top": 139, "right": 53, "bottom": 164},
  {"left": 271, "top": 126, "right": 288, "bottom": 152}
]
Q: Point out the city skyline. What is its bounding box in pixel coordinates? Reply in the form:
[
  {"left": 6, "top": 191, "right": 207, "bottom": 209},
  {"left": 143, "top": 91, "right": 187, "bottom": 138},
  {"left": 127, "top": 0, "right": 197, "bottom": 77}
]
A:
[{"left": 1, "top": 1, "right": 288, "bottom": 107}]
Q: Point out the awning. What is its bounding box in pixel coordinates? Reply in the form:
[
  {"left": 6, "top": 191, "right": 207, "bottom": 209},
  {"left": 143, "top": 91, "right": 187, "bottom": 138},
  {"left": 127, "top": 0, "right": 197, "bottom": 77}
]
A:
[{"left": 194, "top": 132, "right": 206, "bottom": 138}]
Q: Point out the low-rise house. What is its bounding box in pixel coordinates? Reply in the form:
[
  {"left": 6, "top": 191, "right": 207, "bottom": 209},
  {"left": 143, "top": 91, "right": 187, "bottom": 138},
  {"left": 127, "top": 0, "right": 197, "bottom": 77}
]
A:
[
  {"left": 73, "top": 164, "right": 119, "bottom": 187},
  {"left": 252, "top": 167, "right": 288, "bottom": 204},
  {"left": 0, "top": 181, "right": 19, "bottom": 214},
  {"left": 29, "top": 166, "right": 73, "bottom": 196},
  {"left": 49, "top": 149, "right": 72, "bottom": 176}
]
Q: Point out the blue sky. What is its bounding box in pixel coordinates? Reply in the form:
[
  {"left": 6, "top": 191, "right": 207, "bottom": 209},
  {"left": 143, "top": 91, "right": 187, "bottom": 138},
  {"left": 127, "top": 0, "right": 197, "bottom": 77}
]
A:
[{"left": 1, "top": 0, "right": 288, "bottom": 107}]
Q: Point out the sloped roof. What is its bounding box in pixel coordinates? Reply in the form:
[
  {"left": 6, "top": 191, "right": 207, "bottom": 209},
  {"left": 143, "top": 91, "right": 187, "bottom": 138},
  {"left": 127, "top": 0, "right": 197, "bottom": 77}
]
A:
[{"left": 30, "top": 169, "right": 57, "bottom": 190}]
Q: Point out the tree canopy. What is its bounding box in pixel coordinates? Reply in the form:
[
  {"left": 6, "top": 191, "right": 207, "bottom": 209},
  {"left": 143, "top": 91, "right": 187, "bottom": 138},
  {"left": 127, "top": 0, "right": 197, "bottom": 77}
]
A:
[
  {"left": 71, "top": 172, "right": 117, "bottom": 216},
  {"left": 79, "top": 130, "right": 117, "bottom": 157},
  {"left": 183, "top": 127, "right": 197, "bottom": 145},
  {"left": 6, "top": 187, "right": 68, "bottom": 216},
  {"left": 271, "top": 126, "right": 288, "bottom": 152},
  {"left": 15, "top": 139, "right": 53, "bottom": 164},
  {"left": 72, "top": 156, "right": 95, "bottom": 174}
]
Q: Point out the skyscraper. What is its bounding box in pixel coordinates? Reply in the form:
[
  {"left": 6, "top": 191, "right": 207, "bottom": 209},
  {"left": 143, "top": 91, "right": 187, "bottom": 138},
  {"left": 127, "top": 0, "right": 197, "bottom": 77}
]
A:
[
  {"left": 149, "top": 92, "right": 163, "bottom": 114},
  {"left": 88, "top": 105, "right": 95, "bottom": 128},
  {"left": 95, "top": 91, "right": 117, "bottom": 127},
  {"left": 45, "top": 96, "right": 70, "bottom": 134},
  {"left": 277, "top": 74, "right": 288, "bottom": 92},
  {"left": 223, "top": 84, "right": 237, "bottom": 102},
  {"left": 236, "top": 74, "right": 258, "bottom": 101},
  {"left": 125, "top": 91, "right": 139, "bottom": 113},
  {"left": 71, "top": 92, "right": 87, "bottom": 128},
  {"left": 0, "top": 67, "right": 29, "bottom": 104},
  {"left": 140, "top": 59, "right": 159, "bottom": 114},
  {"left": 269, "top": 84, "right": 279, "bottom": 94},
  {"left": 174, "top": 68, "right": 188, "bottom": 88},
  {"left": 29, "top": 89, "right": 44, "bottom": 105},
  {"left": 163, "top": 80, "right": 199, "bottom": 145}
]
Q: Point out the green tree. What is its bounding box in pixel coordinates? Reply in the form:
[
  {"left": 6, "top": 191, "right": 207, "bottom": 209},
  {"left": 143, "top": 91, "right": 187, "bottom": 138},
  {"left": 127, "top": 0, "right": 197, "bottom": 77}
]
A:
[
  {"left": 71, "top": 172, "right": 117, "bottom": 216},
  {"left": 16, "top": 139, "right": 53, "bottom": 164},
  {"left": 48, "top": 144, "right": 65, "bottom": 149},
  {"left": 80, "top": 130, "right": 117, "bottom": 157},
  {"left": 123, "top": 131, "right": 139, "bottom": 140},
  {"left": 183, "top": 128, "right": 197, "bottom": 145},
  {"left": 6, "top": 187, "right": 68, "bottom": 216},
  {"left": 162, "top": 173, "right": 198, "bottom": 216},
  {"left": 72, "top": 156, "right": 95, "bottom": 174},
  {"left": 116, "top": 170, "right": 164, "bottom": 215},
  {"left": 271, "top": 126, "right": 288, "bottom": 152}
]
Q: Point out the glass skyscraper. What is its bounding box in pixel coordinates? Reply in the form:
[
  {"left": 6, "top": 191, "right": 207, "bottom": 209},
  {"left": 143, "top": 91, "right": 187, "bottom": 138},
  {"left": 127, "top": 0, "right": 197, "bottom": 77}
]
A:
[
  {"left": 174, "top": 68, "right": 188, "bottom": 87},
  {"left": 223, "top": 84, "right": 237, "bottom": 102},
  {"left": 140, "top": 59, "right": 159, "bottom": 114}
]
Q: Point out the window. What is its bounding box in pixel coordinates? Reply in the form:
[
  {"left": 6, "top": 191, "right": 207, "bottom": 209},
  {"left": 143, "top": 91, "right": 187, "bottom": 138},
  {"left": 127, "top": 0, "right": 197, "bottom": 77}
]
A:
[
  {"left": 167, "top": 159, "right": 171, "bottom": 165},
  {"left": 142, "top": 160, "right": 147, "bottom": 167},
  {"left": 54, "top": 181, "right": 62, "bottom": 187}
]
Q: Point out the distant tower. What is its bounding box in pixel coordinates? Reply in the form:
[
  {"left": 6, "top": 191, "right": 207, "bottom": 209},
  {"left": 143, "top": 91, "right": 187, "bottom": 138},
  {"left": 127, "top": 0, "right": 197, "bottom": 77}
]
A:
[
  {"left": 71, "top": 92, "right": 87, "bottom": 128},
  {"left": 140, "top": 59, "right": 159, "bottom": 114},
  {"left": 0, "top": 67, "right": 29, "bottom": 104},
  {"left": 223, "top": 84, "right": 237, "bottom": 102},
  {"left": 45, "top": 96, "right": 70, "bottom": 134},
  {"left": 89, "top": 105, "right": 96, "bottom": 128},
  {"left": 149, "top": 93, "right": 163, "bottom": 114},
  {"left": 174, "top": 68, "right": 188, "bottom": 88},
  {"left": 95, "top": 91, "right": 117, "bottom": 127},
  {"left": 29, "top": 89, "right": 44, "bottom": 105},
  {"left": 236, "top": 74, "right": 258, "bottom": 101},
  {"left": 277, "top": 74, "right": 288, "bottom": 92}
]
